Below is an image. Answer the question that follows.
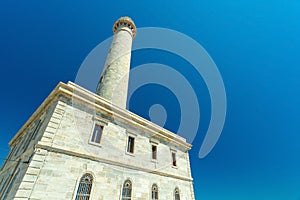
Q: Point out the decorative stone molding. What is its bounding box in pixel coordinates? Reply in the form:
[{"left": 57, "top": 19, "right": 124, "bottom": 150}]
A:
[
  {"left": 113, "top": 16, "right": 136, "bottom": 38},
  {"left": 10, "top": 81, "right": 191, "bottom": 150},
  {"left": 35, "top": 144, "right": 193, "bottom": 182}
]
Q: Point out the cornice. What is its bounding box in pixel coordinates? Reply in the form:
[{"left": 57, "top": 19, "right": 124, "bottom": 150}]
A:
[
  {"left": 9, "top": 81, "right": 192, "bottom": 151},
  {"left": 35, "top": 144, "right": 193, "bottom": 182}
]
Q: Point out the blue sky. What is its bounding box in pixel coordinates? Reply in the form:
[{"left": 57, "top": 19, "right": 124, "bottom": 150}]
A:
[{"left": 0, "top": 1, "right": 300, "bottom": 199}]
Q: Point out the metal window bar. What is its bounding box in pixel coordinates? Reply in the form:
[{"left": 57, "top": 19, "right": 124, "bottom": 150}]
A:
[
  {"left": 152, "top": 191, "right": 158, "bottom": 200},
  {"left": 175, "top": 188, "right": 180, "bottom": 200},
  {"left": 121, "top": 180, "right": 132, "bottom": 200},
  {"left": 152, "top": 184, "right": 158, "bottom": 200},
  {"left": 75, "top": 174, "right": 93, "bottom": 200}
]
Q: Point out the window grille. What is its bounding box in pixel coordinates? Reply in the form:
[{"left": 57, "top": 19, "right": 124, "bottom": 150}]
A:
[
  {"left": 152, "top": 184, "right": 158, "bottom": 200},
  {"left": 75, "top": 173, "right": 93, "bottom": 200},
  {"left": 175, "top": 187, "right": 180, "bottom": 200},
  {"left": 121, "top": 180, "right": 132, "bottom": 200}
]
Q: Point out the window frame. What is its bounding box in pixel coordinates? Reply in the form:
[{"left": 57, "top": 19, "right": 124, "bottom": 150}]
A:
[
  {"left": 125, "top": 132, "right": 137, "bottom": 156},
  {"left": 89, "top": 121, "right": 106, "bottom": 147},
  {"left": 170, "top": 148, "right": 178, "bottom": 168},
  {"left": 0, "top": 160, "right": 21, "bottom": 199},
  {"left": 3, "top": 168, "right": 20, "bottom": 199},
  {"left": 152, "top": 145, "right": 157, "bottom": 161},
  {"left": 126, "top": 136, "right": 135, "bottom": 154},
  {"left": 151, "top": 183, "right": 159, "bottom": 200},
  {"left": 31, "top": 119, "right": 43, "bottom": 141},
  {"left": 150, "top": 138, "right": 159, "bottom": 162},
  {"left": 171, "top": 151, "right": 178, "bottom": 168},
  {"left": 121, "top": 179, "right": 132, "bottom": 200},
  {"left": 74, "top": 173, "right": 94, "bottom": 200},
  {"left": 174, "top": 187, "right": 180, "bottom": 200}
]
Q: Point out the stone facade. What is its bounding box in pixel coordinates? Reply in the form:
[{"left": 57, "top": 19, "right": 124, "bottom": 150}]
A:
[
  {"left": 0, "top": 16, "right": 195, "bottom": 200},
  {"left": 0, "top": 82, "right": 195, "bottom": 200}
]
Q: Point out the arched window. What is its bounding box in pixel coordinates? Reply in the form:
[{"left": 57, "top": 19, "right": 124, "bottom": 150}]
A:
[
  {"left": 122, "top": 180, "right": 132, "bottom": 200},
  {"left": 152, "top": 184, "right": 158, "bottom": 200},
  {"left": 174, "top": 187, "right": 180, "bottom": 200},
  {"left": 75, "top": 173, "right": 93, "bottom": 200}
]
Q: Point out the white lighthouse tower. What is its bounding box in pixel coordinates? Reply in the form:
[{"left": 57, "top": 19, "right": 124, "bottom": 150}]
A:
[{"left": 96, "top": 17, "right": 136, "bottom": 109}]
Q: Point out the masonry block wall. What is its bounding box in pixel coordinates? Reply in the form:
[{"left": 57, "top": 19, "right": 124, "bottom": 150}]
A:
[{"left": 0, "top": 82, "right": 195, "bottom": 200}]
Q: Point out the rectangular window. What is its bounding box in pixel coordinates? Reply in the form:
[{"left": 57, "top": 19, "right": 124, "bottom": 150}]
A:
[
  {"left": 91, "top": 124, "right": 103, "bottom": 144},
  {"left": 14, "top": 139, "right": 21, "bottom": 157},
  {"left": 3, "top": 163, "right": 20, "bottom": 200},
  {"left": 127, "top": 136, "right": 135, "bottom": 154},
  {"left": 31, "top": 120, "right": 42, "bottom": 140},
  {"left": 172, "top": 152, "right": 177, "bottom": 167},
  {"left": 152, "top": 145, "right": 157, "bottom": 160}
]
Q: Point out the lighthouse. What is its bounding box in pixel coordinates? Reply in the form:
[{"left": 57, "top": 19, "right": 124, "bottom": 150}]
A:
[{"left": 96, "top": 16, "right": 136, "bottom": 109}]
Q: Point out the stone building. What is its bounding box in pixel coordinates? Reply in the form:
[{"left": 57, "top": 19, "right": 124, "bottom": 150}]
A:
[{"left": 0, "top": 17, "right": 195, "bottom": 200}]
